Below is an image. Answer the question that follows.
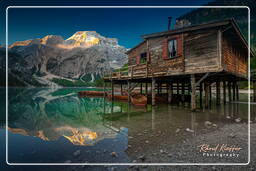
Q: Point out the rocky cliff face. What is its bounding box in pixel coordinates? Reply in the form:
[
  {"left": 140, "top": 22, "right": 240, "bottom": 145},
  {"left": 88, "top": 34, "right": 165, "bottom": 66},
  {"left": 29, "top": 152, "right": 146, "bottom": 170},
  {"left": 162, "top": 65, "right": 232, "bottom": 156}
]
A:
[{"left": 2, "top": 31, "right": 127, "bottom": 86}]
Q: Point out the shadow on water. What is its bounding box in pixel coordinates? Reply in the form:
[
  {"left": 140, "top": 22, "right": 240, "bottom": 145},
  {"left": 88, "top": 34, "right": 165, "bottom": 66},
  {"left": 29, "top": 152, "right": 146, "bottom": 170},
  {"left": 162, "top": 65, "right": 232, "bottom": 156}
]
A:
[{"left": 0, "top": 87, "right": 254, "bottom": 164}]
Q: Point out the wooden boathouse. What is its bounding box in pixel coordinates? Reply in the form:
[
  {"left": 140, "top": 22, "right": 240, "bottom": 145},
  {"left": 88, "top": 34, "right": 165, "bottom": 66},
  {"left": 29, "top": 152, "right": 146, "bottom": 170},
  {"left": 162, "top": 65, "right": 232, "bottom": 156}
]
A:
[{"left": 104, "top": 19, "right": 253, "bottom": 110}]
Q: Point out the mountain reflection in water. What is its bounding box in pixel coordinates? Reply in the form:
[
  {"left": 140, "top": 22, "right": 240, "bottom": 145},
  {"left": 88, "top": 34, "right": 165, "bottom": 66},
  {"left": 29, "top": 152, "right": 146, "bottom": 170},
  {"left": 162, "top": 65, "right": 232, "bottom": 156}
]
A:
[{"left": 7, "top": 88, "right": 123, "bottom": 146}]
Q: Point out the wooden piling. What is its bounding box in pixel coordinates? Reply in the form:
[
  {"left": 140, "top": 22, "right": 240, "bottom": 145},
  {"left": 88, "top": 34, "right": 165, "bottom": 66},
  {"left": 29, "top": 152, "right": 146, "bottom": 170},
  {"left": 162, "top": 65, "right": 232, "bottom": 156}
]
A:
[
  {"left": 168, "top": 82, "right": 173, "bottom": 104},
  {"left": 177, "top": 82, "right": 180, "bottom": 95},
  {"left": 254, "top": 81, "right": 256, "bottom": 102},
  {"left": 128, "top": 81, "right": 131, "bottom": 103},
  {"left": 120, "top": 83, "right": 123, "bottom": 95},
  {"left": 191, "top": 74, "right": 196, "bottom": 111},
  {"left": 140, "top": 83, "right": 143, "bottom": 94},
  {"left": 111, "top": 80, "right": 114, "bottom": 101},
  {"left": 205, "top": 82, "right": 209, "bottom": 108},
  {"left": 199, "top": 82, "right": 203, "bottom": 107},
  {"left": 152, "top": 78, "right": 156, "bottom": 106},
  {"left": 228, "top": 81, "right": 232, "bottom": 102},
  {"left": 232, "top": 81, "right": 236, "bottom": 101},
  {"left": 216, "top": 80, "right": 220, "bottom": 105},
  {"left": 223, "top": 81, "right": 226, "bottom": 104},
  {"left": 182, "top": 82, "right": 185, "bottom": 104},
  {"left": 209, "top": 83, "right": 212, "bottom": 106},
  {"left": 145, "top": 83, "right": 148, "bottom": 96},
  {"left": 236, "top": 82, "right": 239, "bottom": 101}
]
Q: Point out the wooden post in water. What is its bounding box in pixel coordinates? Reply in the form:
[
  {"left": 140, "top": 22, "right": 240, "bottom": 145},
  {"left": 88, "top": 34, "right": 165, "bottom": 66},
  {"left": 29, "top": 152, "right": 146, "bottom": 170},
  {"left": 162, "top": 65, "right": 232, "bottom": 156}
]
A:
[
  {"left": 152, "top": 78, "right": 156, "bottom": 106},
  {"left": 191, "top": 74, "right": 196, "bottom": 111},
  {"left": 228, "top": 81, "right": 232, "bottom": 102},
  {"left": 177, "top": 82, "right": 180, "bottom": 95},
  {"left": 145, "top": 83, "right": 148, "bottom": 97},
  {"left": 140, "top": 83, "right": 143, "bottom": 94},
  {"left": 223, "top": 81, "right": 226, "bottom": 104},
  {"left": 236, "top": 82, "right": 239, "bottom": 101},
  {"left": 199, "top": 82, "right": 203, "bottom": 107},
  {"left": 111, "top": 80, "right": 114, "bottom": 101},
  {"left": 168, "top": 82, "right": 173, "bottom": 104},
  {"left": 254, "top": 81, "right": 256, "bottom": 102},
  {"left": 120, "top": 83, "right": 123, "bottom": 95},
  {"left": 216, "top": 80, "right": 220, "bottom": 105},
  {"left": 232, "top": 81, "right": 236, "bottom": 101},
  {"left": 157, "top": 83, "right": 160, "bottom": 95},
  {"left": 182, "top": 82, "right": 185, "bottom": 104},
  {"left": 128, "top": 81, "right": 131, "bottom": 104},
  {"left": 205, "top": 82, "right": 209, "bottom": 108},
  {"left": 209, "top": 84, "right": 212, "bottom": 106}
]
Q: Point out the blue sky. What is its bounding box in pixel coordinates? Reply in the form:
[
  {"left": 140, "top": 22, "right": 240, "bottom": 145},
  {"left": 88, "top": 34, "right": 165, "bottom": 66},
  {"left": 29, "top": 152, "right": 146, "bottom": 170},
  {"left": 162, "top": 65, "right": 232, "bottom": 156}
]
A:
[{"left": 1, "top": 0, "right": 213, "bottom": 48}]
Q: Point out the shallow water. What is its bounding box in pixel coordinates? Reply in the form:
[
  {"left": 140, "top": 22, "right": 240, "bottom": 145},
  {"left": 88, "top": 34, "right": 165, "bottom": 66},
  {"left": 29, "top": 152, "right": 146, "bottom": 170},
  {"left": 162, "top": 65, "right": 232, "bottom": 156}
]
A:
[{"left": 0, "top": 87, "right": 254, "bottom": 164}]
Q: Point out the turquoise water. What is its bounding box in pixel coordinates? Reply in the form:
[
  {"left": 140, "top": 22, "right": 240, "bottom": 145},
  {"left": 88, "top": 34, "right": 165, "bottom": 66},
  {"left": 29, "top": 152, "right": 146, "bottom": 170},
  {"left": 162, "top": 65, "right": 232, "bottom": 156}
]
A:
[{"left": 0, "top": 87, "right": 253, "bottom": 165}]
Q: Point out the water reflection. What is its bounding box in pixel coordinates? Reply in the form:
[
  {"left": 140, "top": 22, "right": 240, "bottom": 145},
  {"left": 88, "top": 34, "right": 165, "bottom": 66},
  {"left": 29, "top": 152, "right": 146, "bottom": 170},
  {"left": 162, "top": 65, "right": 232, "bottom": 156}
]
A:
[{"left": 1, "top": 88, "right": 252, "bottom": 163}]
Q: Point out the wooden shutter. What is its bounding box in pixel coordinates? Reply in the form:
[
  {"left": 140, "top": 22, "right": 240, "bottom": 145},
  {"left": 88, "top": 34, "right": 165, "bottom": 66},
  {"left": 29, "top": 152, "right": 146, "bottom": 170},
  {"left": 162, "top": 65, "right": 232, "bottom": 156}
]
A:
[
  {"left": 136, "top": 55, "right": 140, "bottom": 64},
  {"left": 177, "top": 35, "right": 183, "bottom": 57},
  {"left": 162, "top": 39, "right": 169, "bottom": 59}
]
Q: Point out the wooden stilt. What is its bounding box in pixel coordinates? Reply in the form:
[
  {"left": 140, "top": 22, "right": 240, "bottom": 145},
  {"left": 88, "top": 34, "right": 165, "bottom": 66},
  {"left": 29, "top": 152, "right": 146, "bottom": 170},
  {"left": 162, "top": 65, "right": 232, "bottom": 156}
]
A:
[
  {"left": 209, "top": 83, "right": 212, "bottom": 106},
  {"left": 182, "top": 82, "right": 185, "bottom": 104},
  {"left": 228, "top": 81, "right": 232, "bottom": 102},
  {"left": 253, "top": 81, "right": 256, "bottom": 102},
  {"left": 177, "top": 82, "right": 180, "bottom": 95},
  {"left": 236, "top": 82, "right": 239, "bottom": 101},
  {"left": 111, "top": 80, "right": 114, "bottom": 101},
  {"left": 216, "top": 80, "right": 220, "bottom": 105},
  {"left": 157, "top": 83, "right": 160, "bottom": 95},
  {"left": 191, "top": 74, "right": 196, "bottom": 111},
  {"left": 140, "top": 83, "right": 143, "bottom": 94},
  {"left": 205, "top": 82, "right": 209, "bottom": 108},
  {"left": 120, "top": 83, "right": 123, "bottom": 95},
  {"left": 223, "top": 81, "right": 226, "bottom": 104},
  {"left": 199, "top": 82, "right": 203, "bottom": 107},
  {"left": 145, "top": 83, "right": 148, "bottom": 96},
  {"left": 168, "top": 82, "right": 173, "bottom": 104},
  {"left": 152, "top": 78, "right": 156, "bottom": 106},
  {"left": 128, "top": 81, "right": 131, "bottom": 104},
  {"left": 232, "top": 81, "right": 236, "bottom": 101}
]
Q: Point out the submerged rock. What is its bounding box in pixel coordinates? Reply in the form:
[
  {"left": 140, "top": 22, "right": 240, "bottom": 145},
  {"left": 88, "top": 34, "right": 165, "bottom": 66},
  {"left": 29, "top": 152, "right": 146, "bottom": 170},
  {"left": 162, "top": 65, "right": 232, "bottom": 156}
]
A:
[
  {"left": 111, "top": 152, "right": 118, "bottom": 157},
  {"left": 204, "top": 121, "right": 212, "bottom": 128},
  {"left": 235, "top": 118, "right": 242, "bottom": 123},
  {"left": 175, "top": 128, "right": 181, "bottom": 133}
]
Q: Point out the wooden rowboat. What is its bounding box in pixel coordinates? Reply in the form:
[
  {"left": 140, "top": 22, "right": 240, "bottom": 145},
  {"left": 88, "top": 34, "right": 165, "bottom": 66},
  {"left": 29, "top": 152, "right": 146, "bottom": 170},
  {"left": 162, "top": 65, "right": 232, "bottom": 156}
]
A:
[
  {"left": 78, "top": 91, "right": 105, "bottom": 97},
  {"left": 131, "top": 94, "right": 147, "bottom": 106},
  {"left": 107, "top": 94, "right": 128, "bottom": 101}
]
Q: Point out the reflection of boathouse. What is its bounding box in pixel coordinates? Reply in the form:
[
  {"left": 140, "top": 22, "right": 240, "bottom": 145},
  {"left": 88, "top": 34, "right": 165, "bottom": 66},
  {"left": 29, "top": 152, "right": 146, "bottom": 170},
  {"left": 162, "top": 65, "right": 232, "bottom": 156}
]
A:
[{"left": 104, "top": 19, "right": 254, "bottom": 110}]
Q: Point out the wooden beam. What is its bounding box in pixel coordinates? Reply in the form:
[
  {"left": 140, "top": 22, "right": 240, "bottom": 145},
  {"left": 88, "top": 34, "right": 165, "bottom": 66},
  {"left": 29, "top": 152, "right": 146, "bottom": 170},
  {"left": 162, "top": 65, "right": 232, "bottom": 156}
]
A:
[
  {"left": 191, "top": 74, "right": 196, "bottom": 111},
  {"left": 209, "top": 83, "right": 212, "bottom": 106},
  {"left": 196, "top": 72, "right": 209, "bottom": 86},
  {"left": 152, "top": 78, "right": 156, "bottom": 106},
  {"left": 145, "top": 83, "right": 148, "bottom": 97}
]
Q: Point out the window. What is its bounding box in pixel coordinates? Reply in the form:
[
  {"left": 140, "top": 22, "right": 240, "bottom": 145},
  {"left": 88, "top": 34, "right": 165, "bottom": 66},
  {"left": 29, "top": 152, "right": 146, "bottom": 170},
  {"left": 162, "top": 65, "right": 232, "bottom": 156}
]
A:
[
  {"left": 168, "top": 39, "right": 177, "bottom": 58},
  {"left": 140, "top": 52, "right": 147, "bottom": 64}
]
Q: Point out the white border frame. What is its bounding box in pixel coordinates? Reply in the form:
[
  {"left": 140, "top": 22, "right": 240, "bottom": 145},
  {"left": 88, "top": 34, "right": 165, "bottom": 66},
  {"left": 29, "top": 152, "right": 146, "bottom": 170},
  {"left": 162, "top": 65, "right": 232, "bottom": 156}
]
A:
[{"left": 5, "top": 6, "right": 251, "bottom": 166}]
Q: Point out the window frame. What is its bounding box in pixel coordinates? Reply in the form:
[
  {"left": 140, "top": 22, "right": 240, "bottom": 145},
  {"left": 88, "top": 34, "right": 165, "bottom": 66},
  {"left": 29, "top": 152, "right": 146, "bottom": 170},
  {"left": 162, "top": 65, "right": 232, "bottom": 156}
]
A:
[
  {"left": 167, "top": 38, "right": 178, "bottom": 59},
  {"left": 140, "top": 52, "right": 147, "bottom": 64}
]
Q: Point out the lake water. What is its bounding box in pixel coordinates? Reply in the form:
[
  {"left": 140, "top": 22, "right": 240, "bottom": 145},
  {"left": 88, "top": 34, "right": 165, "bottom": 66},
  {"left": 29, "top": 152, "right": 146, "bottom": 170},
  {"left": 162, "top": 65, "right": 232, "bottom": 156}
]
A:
[{"left": 0, "top": 87, "right": 254, "bottom": 166}]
